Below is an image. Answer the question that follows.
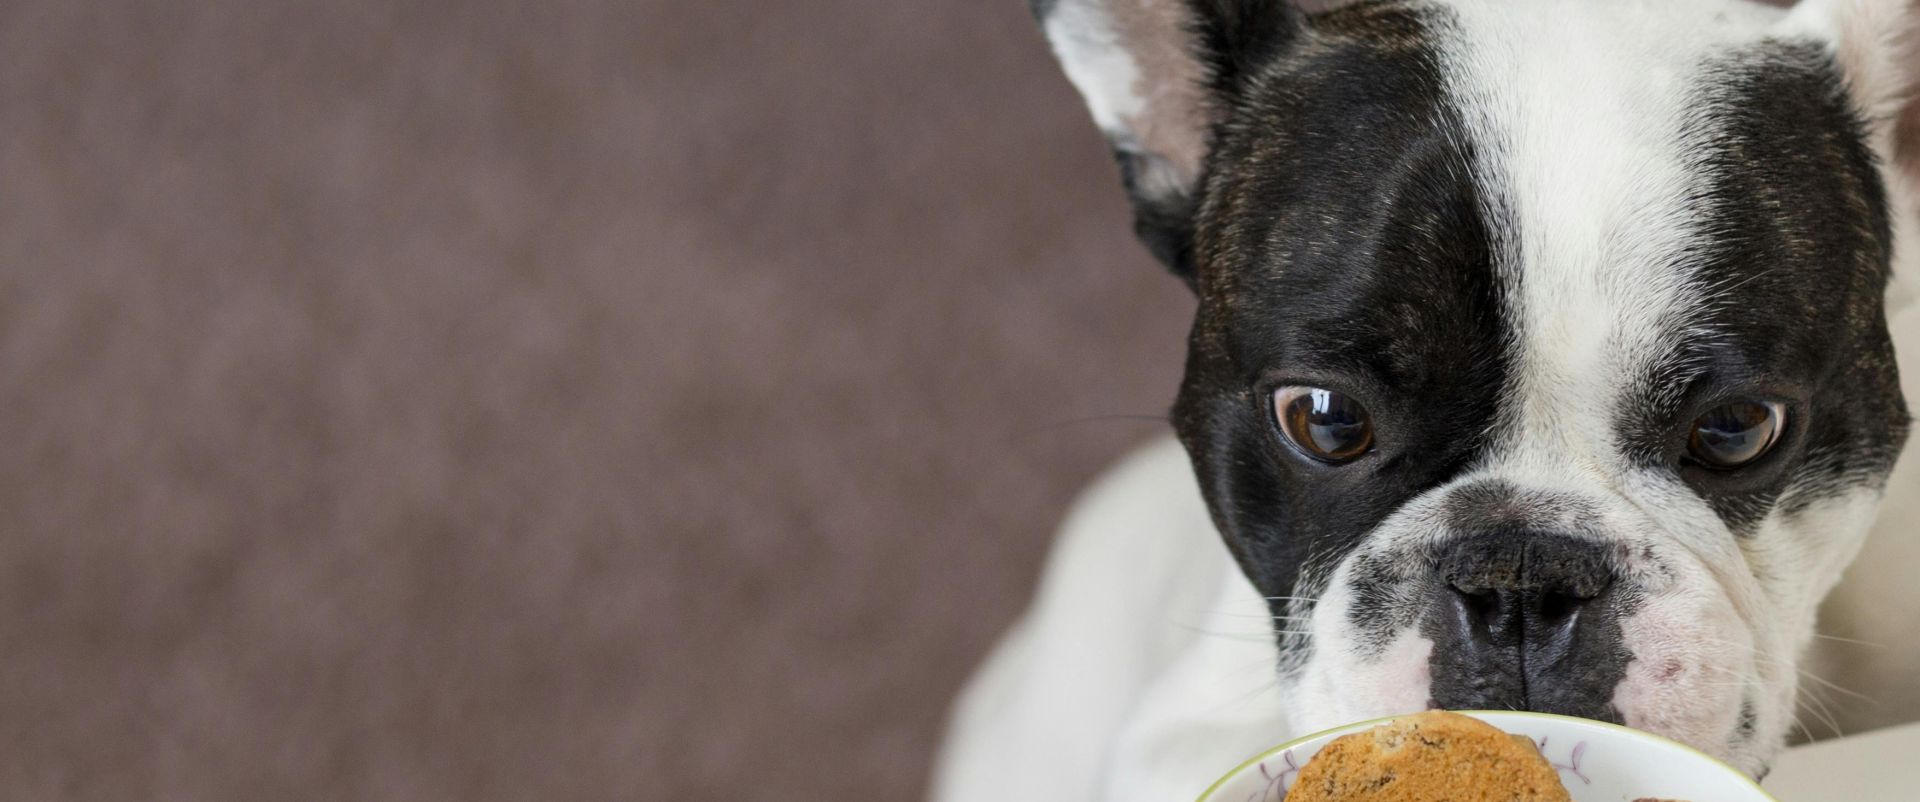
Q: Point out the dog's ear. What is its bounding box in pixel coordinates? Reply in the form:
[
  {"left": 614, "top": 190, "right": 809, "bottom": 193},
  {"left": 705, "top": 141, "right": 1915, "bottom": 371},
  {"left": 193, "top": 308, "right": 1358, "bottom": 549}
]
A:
[
  {"left": 1779, "top": 0, "right": 1919, "bottom": 141},
  {"left": 1781, "top": 0, "right": 1920, "bottom": 305},
  {"left": 1032, "top": 0, "right": 1302, "bottom": 283}
]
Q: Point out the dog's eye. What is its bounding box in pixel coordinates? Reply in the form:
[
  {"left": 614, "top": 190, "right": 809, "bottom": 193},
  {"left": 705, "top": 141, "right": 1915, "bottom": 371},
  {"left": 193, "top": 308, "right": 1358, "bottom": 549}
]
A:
[
  {"left": 1274, "top": 387, "right": 1374, "bottom": 463},
  {"left": 1688, "top": 401, "right": 1787, "bottom": 469}
]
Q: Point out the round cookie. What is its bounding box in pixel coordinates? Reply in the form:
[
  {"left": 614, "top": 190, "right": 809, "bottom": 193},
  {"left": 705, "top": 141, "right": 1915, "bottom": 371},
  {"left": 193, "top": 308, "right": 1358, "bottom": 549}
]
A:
[{"left": 1287, "top": 711, "right": 1573, "bottom": 802}]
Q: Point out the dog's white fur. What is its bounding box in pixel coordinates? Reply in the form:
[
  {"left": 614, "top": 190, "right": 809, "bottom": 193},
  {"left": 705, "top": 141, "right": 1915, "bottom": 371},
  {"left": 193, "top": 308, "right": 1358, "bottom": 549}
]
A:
[{"left": 933, "top": 1, "right": 1920, "bottom": 800}]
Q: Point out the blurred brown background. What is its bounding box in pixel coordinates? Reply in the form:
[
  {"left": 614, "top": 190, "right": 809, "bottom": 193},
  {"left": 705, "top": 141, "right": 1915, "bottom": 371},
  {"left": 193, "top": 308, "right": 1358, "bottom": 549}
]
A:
[{"left": 0, "top": 1, "right": 1191, "bottom": 799}]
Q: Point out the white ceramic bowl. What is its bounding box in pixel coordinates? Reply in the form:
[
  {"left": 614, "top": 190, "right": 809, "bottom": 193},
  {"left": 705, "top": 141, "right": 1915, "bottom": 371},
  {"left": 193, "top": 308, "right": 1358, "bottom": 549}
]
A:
[{"left": 1198, "top": 711, "right": 1777, "bottom": 802}]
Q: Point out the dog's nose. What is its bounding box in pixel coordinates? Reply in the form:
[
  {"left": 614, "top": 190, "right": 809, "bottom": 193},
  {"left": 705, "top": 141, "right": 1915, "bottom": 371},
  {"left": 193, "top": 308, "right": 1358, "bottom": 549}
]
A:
[
  {"left": 1443, "top": 535, "right": 1610, "bottom": 649},
  {"left": 1426, "top": 533, "right": 1624, "bottom": 721}
]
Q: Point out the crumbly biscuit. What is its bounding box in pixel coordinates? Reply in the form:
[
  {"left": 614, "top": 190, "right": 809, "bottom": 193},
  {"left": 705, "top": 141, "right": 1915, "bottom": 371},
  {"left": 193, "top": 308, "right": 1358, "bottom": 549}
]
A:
[{"left": 1286, "top": 711, "right": 1573, "bottom": 801}]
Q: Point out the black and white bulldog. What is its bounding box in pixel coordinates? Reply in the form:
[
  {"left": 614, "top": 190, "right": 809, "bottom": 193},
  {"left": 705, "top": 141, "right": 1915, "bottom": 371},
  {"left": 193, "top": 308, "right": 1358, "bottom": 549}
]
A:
[{"left": 933, "top": 1, "right": 1920, "bottom": 800}]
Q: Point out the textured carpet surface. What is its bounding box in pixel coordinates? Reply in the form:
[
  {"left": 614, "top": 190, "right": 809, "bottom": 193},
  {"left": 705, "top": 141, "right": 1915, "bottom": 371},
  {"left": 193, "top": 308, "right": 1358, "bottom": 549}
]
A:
[{"left": 0, "top": 1, "right": 1189, "bottom": 800}]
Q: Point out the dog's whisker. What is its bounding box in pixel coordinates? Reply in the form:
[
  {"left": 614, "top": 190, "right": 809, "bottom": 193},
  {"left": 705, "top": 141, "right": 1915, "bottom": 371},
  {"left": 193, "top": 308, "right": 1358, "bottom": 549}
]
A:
[
  {"left": 1170, "top": 622, "right": 1288, "bottom": 642},
  {"left": 1012, "top": 413, "right": 1171, "bottom": 439},
  {"left": 1202, "top": 676, "right": 1286, "bottom": 716},
  {"left": 1810, "top": 632, "right": 1886, "bottom": 649},
  {"left": 1788, "top": 713, "right": 1814, "bottom": 743},
  {"left": 1795, "top": 669, "right": 1875, "bottom": 703},
  {"left": 1193, "top": 633, "right": 1291, "bottom": 644},
  {"left": 1789, "top": 675, "right": 1847, "bottom": 739},
  {"left": 1798, "top": 691, "right": 1845, "bottom": 739},
  {"left": 1673, "top": 641, "right": 1874, "bottom": 711},
  {"left": 1689, "top": 637, "right": 1798, "bottom": 667},
  {"left": 1687, "top": 671, "right": 1830, "bottom": 743}
]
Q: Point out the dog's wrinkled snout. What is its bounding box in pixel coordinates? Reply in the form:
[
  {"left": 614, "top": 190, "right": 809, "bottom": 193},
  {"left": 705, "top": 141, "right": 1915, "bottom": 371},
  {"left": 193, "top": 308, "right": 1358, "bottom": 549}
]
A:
[{"left": 1426, "top": 532, "right": 1624, "bottom": 721}]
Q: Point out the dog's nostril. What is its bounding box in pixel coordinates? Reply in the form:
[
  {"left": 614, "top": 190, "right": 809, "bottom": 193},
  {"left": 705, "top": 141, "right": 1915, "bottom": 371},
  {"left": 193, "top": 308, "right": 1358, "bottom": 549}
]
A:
[
  {"left": 1536, "top": 589, "right": 1582, "bottom": 623},
  {"left": 1448, "top": 583, "right": 1504, "bottom": 629},
  {"left": 1446, "top": 579, "right": 1609, "bottom": 636}
]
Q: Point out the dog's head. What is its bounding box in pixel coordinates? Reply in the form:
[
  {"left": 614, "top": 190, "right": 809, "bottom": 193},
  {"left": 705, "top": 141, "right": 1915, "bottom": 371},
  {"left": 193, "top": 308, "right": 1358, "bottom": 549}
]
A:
[{"left": 1035, "top": 0, "right": 1920, "bottom": 774}]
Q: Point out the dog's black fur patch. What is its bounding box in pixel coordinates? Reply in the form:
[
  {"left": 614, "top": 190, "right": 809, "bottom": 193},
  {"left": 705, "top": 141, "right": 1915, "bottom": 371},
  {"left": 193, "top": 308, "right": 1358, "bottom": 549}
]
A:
[
  {"left": 1614, "top": 40, "right": 1909, "bottom": 534},
  {"left": 1168, "top": 1, "right": 1509, "bottom": 655}
]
